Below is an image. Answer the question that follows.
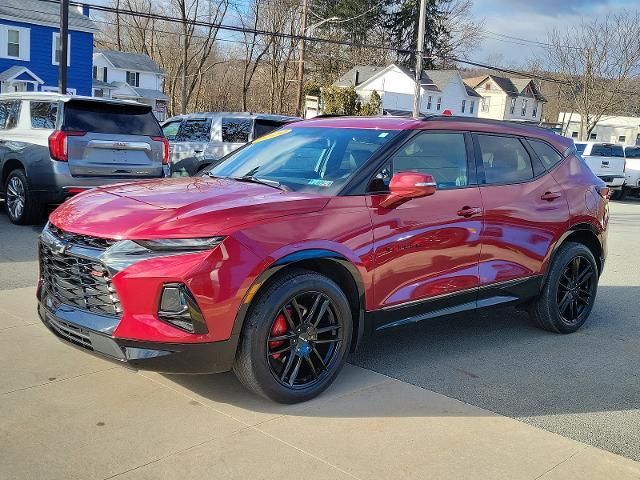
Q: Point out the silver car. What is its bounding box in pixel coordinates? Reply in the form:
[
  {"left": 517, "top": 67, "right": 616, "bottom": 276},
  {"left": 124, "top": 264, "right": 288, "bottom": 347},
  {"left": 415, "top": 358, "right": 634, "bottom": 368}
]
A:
[
  {"left": 0, "top": 93, "right": 169, "bottom": 224},
  {"left": 161, "top": 112, "right": 299, "bottom": 176}
]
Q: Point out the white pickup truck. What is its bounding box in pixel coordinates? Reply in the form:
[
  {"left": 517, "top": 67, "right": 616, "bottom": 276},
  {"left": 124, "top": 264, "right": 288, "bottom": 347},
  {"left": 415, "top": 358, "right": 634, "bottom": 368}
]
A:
[
  {"left": 575, "top": 142, "right": 626, "bottom": 199},
  {"left": 623, "top": 146, "right": 640, "bottom": 198}
]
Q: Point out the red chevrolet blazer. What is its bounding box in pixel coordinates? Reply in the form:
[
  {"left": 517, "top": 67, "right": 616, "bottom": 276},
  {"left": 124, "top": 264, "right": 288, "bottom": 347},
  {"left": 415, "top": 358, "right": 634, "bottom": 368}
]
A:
[{"left": 38, "top": 116, "right": 609, "bottom": 403}]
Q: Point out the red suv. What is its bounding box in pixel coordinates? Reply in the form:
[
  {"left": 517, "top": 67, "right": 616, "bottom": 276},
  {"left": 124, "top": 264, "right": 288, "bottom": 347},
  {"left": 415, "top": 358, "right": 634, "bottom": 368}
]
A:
[{"left": 38, "top": 116, "right": 609, "bottom": 403}]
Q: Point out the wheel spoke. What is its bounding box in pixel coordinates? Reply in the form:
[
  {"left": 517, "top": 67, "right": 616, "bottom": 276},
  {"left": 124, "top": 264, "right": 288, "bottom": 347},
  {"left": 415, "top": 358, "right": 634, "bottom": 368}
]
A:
[
  {"left": 280, "top": 352, "right": 297, "bottom": 382},
  {"left": 288, "top": 357, "right": 303, "bottom": 386},
  {"left": 312, "top": 346, "right": 327, "bottom": 370},
  {"left": 315, "top": 324, "right": 340, "bottom": 335},
  {"left": 291, "top": 298, "right": 304, "bottom": 325},
  {"left": 572, "top": 257, "right": 580, "bottom": 280},
  {"left": 313, "top": 338, "right": 341, "bottom": 344},
  {"left": 558, "top": 291, "right": 572, "bottom": 313},
  {"left": 268, "top": 333, "right": 296, "bottom": 342},
  {"left": 269, "top": 344, "right": 294, "bottom": 356},
  {"left": 576, "top": 267, "right": 593, "bottom": 287},
  {"left": 305, "top": 293, "right": 323, "bottom": 325},
  {"left": 312, "top": 299, "right": 330, "bottom": 327},
  {"left": 281, "top": 306, "right": 297, "bottom": 330},
  {"left": 305, "top": 357, "right": 318, "bottom": 379}
]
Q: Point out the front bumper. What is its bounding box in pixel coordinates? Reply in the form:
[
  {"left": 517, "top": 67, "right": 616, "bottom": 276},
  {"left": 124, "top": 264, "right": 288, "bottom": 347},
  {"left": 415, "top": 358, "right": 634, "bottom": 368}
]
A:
[
  {"left": 37, "top": 299, "right": 237, "bottom": 374},
  {"left": 598, "top": 175, "right": 625, "bottom": 189}
]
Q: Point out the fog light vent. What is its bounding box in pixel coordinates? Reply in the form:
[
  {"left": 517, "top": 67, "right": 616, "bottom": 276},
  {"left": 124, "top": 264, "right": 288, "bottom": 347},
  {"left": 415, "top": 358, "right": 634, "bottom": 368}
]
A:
[{"left": 158, "top": 283, "right": 207, "bottom": 334}]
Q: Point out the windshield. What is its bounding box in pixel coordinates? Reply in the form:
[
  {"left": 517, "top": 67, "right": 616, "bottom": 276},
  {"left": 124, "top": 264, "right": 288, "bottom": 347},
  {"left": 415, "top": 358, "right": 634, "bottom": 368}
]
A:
[{"left": 209, "top": 127, "right": 399, "bottom": 194}]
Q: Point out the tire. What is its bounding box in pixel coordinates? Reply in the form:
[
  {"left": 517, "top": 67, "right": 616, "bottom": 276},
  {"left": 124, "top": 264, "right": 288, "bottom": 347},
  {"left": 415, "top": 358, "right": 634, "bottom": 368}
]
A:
[
  {"left": 4, "top": 169, "right": 43, "bottom": 225},
  {"left": 529, "top": 242, "right": 598, "bottom": 333},
  {"left": 619, "top": 187, "right": 628, "bottom": 201},
  {"left": 610, "top": 189, "right": 623, "bottom": 200},
  {"left": 233, "top": 268, "right": 353, "bottom": 403}
]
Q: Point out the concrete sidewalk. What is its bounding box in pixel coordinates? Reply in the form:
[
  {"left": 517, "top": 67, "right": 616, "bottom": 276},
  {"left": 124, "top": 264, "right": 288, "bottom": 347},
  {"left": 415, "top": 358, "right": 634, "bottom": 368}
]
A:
[{"left": 1, "top": 286, "right": 639, "bottom": 480}]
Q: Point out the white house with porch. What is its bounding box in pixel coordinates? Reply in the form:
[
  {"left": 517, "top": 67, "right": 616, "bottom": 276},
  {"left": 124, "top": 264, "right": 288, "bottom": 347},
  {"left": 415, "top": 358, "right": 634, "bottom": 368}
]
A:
[{"left": 92, "top": 49, "right": 167, "bottom": 120}]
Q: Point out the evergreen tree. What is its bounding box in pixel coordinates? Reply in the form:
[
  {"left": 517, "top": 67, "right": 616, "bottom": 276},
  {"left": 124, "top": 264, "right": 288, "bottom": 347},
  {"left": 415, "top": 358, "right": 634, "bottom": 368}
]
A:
[{"left": 388, "top": 0, "right": 452, "bottom": 68}]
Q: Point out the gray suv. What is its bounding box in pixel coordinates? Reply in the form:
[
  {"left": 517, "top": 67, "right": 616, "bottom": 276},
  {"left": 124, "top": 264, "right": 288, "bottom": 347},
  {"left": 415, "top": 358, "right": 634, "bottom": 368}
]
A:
[
  {"left": 0, "top": 93, "right": 169, "bottom": 224},
  {"left": 162, "top": 112, "right": 298, "bottom": 176}
]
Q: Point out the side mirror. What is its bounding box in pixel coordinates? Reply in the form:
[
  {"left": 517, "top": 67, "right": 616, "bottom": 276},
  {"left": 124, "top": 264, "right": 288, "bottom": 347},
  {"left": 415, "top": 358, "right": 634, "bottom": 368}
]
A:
[{"left": 379, "top": 172, "right": 437, "bottom": 209}]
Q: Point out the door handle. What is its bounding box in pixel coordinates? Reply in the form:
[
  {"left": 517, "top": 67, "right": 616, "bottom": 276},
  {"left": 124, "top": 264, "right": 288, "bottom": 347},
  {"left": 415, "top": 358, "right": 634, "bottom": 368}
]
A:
[
  {"left": 541, "top": 191, "right": 562, "bottom": 201},
  {"left": 457, "top": 206, "right": 482, "bottom": 218},
  {"left": 194, "top": 149, "right": 204, "bottom": 153}
]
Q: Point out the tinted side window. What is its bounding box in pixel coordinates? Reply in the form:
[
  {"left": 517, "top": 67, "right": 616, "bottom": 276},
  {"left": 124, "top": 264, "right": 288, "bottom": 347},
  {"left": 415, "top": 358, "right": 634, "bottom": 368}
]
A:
[
  {"left": 177, "top": 119, "right": 211, "bottom": 142},
  {"left": 591, "top": 144, "right": 624, "bottom": 157},
  {"left": 30, "top": 101, "right": 58, "bottom": 129},
  {"left": 63, "top": 101, "right": 161, "bottom": 136},
  {"left": 254, "top": 119, "right": 286, "bottom": 139},
  {"left": 391, "top": 132, "right": 468, "bottom": 189},
  {"left": 529, "top": 139, "right": 563, "bottom": 169},
  {"left": 477, "top": 135, "right": 533, "bottom": 185},
  {"left": 626, "top": 147, "right": 640, "bottom": 159},
  {"left": 0, "top": 101, "right": 21, "bottom": 130},
  {"left": 222, "top": 118, "right": 251, "bottom": 143},
  {"left": 575, "top": 143, "right": 587, "bottom": 154},
  {"left": 162, "top": 120, "right": 182, "bottom": 141}
]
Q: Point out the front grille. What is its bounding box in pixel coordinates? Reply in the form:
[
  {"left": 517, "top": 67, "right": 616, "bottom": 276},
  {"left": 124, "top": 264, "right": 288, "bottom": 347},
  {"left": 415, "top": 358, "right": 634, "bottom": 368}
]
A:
[
  {"left": 48, "top": 224, "right": 118, "bottom": 250},
  {"left": 40, "top": 240, "right": 122, "bottom": 317},
  {"left": 46, "top": 312, "right": 93, "bottom": 350}
]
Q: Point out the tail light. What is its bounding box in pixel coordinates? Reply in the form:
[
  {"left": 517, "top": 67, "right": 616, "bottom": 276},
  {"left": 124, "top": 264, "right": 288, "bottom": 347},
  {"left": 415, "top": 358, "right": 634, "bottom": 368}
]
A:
[
  {"left": 152, "top": 136, "right": 170, "bottom": 165},
  {"left": 597, "top": 186, "right": 611, "bottom": 199},
  {"left": 48, "top": 130, "right": 85, "bottom": 162}
]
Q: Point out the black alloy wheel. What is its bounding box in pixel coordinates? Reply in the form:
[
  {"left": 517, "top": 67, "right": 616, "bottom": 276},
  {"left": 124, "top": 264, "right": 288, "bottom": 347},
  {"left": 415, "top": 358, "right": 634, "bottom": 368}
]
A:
[
  {"left": 556, "top": 255, "right": 595, "bottom": 324},
  {"left": 529, "top": 241, "right": 598, "bottom": 334},
  {"left": 266, "top": 291, "right": 343, "bottom": 389},
  {"left": 234, "top": 269, "right": 353, "bottom": 403}
]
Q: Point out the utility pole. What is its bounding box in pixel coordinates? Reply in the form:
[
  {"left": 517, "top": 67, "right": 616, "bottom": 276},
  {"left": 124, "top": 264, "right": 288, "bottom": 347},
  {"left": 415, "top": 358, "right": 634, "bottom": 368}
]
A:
[
  {"left": 58, "top": 0, "right": 69, "bottom": 94},
  {"left": 296, "top": 0, "right": 309, "bottom": 117},
  {"left": 412, "top": 0, "right": 427, "bottom": 117}
]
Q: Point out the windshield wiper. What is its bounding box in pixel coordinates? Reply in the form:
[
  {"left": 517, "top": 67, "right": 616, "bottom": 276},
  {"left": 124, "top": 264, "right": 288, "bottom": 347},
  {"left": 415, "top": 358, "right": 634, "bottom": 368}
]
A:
[{"left": 231, "top": 175, "right": 284, "bottom": 190}]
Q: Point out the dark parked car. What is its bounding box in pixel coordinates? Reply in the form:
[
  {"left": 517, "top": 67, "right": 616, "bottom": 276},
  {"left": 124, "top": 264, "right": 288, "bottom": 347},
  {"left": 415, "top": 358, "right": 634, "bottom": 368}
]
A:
[
  {"left": 0, "top": 93, "right": 169, "bottom": 224},
  {"left": 38, "top": 115, "right": 608, "bottom": 403}
]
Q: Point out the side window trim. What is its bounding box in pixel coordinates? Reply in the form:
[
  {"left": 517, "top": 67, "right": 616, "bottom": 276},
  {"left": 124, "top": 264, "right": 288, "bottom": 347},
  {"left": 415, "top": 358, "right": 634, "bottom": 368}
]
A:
[
  {"left": 471, "top": 132, "right": 539, "bottom": 187},
  {"left": 525, "top": 138, "right": 565, "bottom": 173}
]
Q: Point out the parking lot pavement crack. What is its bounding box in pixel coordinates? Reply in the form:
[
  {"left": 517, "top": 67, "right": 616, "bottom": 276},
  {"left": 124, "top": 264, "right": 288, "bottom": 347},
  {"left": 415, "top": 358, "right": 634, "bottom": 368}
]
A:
[
  {"left": 0, "top": 366, "right": 119, "bottom": 397},
  {"left": 532, "top": 444, "right": 590, "bottom": 479}
]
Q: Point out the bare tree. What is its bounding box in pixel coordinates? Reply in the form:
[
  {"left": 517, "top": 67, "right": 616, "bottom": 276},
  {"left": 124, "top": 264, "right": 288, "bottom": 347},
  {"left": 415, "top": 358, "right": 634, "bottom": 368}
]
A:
[{"left": 545, "top": 11, "right": 640, "bottom": 140}]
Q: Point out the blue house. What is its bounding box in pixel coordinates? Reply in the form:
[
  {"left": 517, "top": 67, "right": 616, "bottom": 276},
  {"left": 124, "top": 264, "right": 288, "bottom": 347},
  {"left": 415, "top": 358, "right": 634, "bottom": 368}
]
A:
[{"left": 0, "top": 0, "right": 96, "bottom": 95}]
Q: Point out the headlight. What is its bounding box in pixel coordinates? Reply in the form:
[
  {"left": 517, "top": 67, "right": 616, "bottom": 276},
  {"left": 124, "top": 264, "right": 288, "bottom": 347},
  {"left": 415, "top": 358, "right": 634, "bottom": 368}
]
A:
[{"left": 135, "top": 237, "right": 225, "bottom": 252}]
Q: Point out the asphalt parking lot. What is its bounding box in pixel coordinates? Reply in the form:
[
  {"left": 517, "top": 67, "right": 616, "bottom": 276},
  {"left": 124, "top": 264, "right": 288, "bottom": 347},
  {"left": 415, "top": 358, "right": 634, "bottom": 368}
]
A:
[{"left": 1, "top": 198, "right": 639, "bottom": 478}]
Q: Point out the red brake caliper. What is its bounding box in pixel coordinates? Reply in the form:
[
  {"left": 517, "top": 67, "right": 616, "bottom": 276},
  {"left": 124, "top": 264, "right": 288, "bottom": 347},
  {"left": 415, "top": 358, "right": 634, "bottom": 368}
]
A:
[{"left": 269, "top": 313, "right": 289, "bottom": 359}]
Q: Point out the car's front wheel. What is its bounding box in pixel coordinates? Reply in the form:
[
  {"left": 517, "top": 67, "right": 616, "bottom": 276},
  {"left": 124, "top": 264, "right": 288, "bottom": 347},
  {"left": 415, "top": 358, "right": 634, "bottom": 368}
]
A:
[
  {"left": 529, "top": 241, "right": 599, "bottom": 333},
  {"left": 233, "top": 269, "right": 353, "bottom": 403}
]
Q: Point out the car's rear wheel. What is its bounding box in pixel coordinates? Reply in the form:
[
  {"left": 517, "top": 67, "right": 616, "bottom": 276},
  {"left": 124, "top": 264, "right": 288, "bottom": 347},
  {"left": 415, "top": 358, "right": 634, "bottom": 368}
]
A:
[
  {"left": 233, "top": 269, "right": 352, "bottom": 403},
  {"left": 529, "top": 242, "right": 598, "bottom": 333},
  {"left": 4, "top": 169, "right": 43, "bottom": 225}
]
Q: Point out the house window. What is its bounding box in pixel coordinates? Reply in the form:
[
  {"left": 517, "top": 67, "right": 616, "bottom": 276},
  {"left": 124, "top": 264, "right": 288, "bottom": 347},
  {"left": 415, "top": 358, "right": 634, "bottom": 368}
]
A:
[
  {"left": 510, "top": 98, "right": 516, "bottom": 114},
  {"left": 126, "top": 71, "right": 140, "bottom": 87},
  {"left": 590, "top": 133, "right": 597, "bottom": 140},
  {"left": 7, "top": 29, "right": 20, "bottom": 58},
  {"left": 532, "top": 102, "right": 539, "bottom": 118},
  {"left": 427, "top": 96, "right": 432, "bottom": 110},
  {"left": 619, "top": 136, "right": 626, "bottom": 143},
  {"left": 481, "top": 97, "right": 490, "bottom": 112},
  {"left": 470, "top": 100, "right": 475, "bottom": 114},
  {"left": 52, "top": 33, "right": 71, "bottom": 66},
  {"left": 461, "top": 99, "right": 466, "bottom": 113},
  {"left": 521, "top": 99, "right": 527, "bottom": 116},
  {"left": 436, "top": 97, "right": 442, "bottom": 111},
  {"left": 571, "top": 131, "right": 578, "bottom": 138},
  {"left": 94, "top": 88, "right": 104, "bottom": 98}
]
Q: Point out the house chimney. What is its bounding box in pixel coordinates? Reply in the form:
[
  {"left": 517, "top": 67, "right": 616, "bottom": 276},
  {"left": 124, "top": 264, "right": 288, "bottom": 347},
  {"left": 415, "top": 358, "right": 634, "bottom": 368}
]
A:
[{"left": 354, "top": 70, "right": 360, "bottom": 86}]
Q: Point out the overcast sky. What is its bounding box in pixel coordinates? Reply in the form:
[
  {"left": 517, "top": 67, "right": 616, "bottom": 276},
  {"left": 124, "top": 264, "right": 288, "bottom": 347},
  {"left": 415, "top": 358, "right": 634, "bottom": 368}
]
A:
[{"left": 470, "top": 0, "right": 637, "bottom": 66}]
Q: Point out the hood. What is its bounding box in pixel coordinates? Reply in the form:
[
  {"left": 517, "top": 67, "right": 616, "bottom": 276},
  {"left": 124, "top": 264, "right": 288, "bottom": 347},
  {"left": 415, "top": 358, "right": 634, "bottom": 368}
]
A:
[{"left": 50, "top": 177, "right": 330, "bottom": 239}]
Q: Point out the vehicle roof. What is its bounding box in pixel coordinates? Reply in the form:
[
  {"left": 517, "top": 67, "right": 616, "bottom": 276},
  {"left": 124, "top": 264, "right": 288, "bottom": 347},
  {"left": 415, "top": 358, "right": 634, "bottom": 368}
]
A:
[
  {"left": 0, "top": 92, "right": 147, "bottom": 107},
  {"left": 164, "top": 112, "right": 300, "bottom": 122},
  {"left": 294, "top": 115, "right": 573, "bottom": 151}
]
